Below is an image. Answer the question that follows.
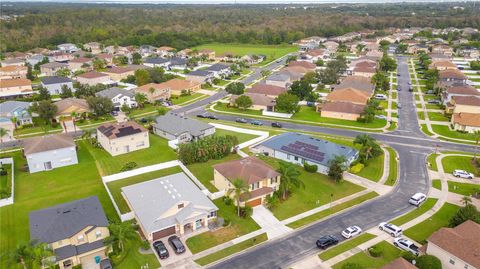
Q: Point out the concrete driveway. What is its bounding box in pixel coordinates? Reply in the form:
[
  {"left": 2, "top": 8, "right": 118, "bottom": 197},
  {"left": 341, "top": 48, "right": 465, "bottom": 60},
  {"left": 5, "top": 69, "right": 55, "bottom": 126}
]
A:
[
  {"left": 151, "top": 235, "right": 193, "bottom": 268},
  {"left": 251, "top": 205, "right": 291, "bottom": 239}
]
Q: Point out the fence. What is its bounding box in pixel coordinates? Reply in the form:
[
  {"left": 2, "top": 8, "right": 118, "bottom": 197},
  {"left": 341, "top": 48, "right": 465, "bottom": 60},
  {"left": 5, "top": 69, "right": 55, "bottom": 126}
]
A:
[{"left": 0, "top": 158, "right": 14, "bottom": 208}]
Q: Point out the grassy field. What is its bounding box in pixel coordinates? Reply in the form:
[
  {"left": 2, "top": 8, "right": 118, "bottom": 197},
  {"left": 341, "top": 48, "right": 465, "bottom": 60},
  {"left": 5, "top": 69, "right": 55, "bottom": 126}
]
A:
[
  {"left": 427, "top": 153, "right": 439, "bottom": 171},
  {"left": 441, "top": 155, "right": 476, "bottom": 174},
  {"left": 106, "top": 166, "right": 183, "bottom": 214},
  {"left": 194, "top": 233, "right": 268, "bottom": 266},
  {"left": 417, "top": 111, "right": 425, "bottom": 120},
  {"left": 287, "top": 192, "right": 378, "bottom": 229},
  {"left": 432, "top": 179, "right": 442, "bottom": 190},
  {"left": 214, "top": 102, "right": 263, "bottom": 116},
  {"left": 214, "top": 129, "right": 259, "bottom": 144},
  {"left": 193, "top": 43, "right": 297, "bottom": 64},
  {"left": 83, "top": 136, "right": 178, "bottom": 176},
  {"left": 259, "top": 156, "right": 365, "bottom": 220},
  {"left": 332, "top": 241, "right": 401, "bottom": 269},
  {"left": 385, "top": 147, "right": 398, "bottom": 186},
  {"left": 186, "top": 198, "right": 260, "bottom": 254},
  {"left": 171, "top": 93, "right": 205, "bottom": 105},
  {"left": 421, "top": 124, "right": 434, "bottom": 136},
  {"left": 319, "top": 233, "right": 376, "bottom": 261},
  {"left": 390, "top": 198, "right": 438, "bottom": 226},
  {"left": 448, "top": 181, "right": 480, "bottom": 196},
  {"left": 403, "top": 203, "right": 460, "bottom": 244},
  {"left": 427, "top": 112, "right": 449, "bottom": 122},
  {"left": 129, "top": 103, "right": 163, "bottom": 118},
  {"left": 0, "top": 164, "right": 12, "bottom": 199},
  {"left": 14, "top": 117, "right": 62, "bottom": 137},
  {"left": 354, "top": 154, "right": 384, "bottom": 182}
]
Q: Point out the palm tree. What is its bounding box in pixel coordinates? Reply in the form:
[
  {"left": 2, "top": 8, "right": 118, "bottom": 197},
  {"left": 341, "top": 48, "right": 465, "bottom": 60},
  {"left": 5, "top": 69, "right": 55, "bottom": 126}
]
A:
[
  {"left": 10, "top": 117, "right": 18, "bottom": 130},
  {"left": 70, "top": 111, "right": 77, "bottom": 133},
  {"left": 134, "top": 93, "right": 147, "bottom": 108},
  {"left": 461, "top": 196, "right": 472, "bottom": 207},
  {"left": 105, "top": 222, "right": 138, "bottom": 253},
  {"left": 353, "top": 134, "right": 375, "bottom": 147},
  {"left": 9, "top": 240, "right": 52, "bottom": 269},
  {"left": 278, "top": 162, "right": 303, "bottom": 200},
  {"left": 0, "top": 127, "right": 9, "bottom": 148},
  {"left": 473, "top": 130, "right": 480, "bottom": 160},
  {"left": 226, "top": 178, "right": 250, "bottom": 217}
]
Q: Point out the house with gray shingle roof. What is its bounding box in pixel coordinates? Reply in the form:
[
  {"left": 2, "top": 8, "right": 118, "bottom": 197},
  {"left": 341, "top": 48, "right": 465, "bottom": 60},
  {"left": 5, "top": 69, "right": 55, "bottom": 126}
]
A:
[
  {"left": 143, "top": 57, "right": 170, "bottom": 68},
  {"left": 0, "top": 100, "right": 32, "bottom": 127},
  {"left": 153, "top": 113, "right": 215, "bottom": 143},
  {"left": 96, "top": 87, "right": 137, "bottom": 109},
  {"left": 122, "top": 173, "right": 218, "bottom": 240},
  {"left": 29, "top": 196, "right": 110, "bottom": 269},
  {"left": 41, "top": 76, "right": 74, "bottom": 95}
]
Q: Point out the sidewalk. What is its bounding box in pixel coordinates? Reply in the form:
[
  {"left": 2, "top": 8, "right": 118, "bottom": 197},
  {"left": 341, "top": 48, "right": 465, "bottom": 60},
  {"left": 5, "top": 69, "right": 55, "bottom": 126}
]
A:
[{"left": 343, "top": 173, "right": 392, "bottom": 195}]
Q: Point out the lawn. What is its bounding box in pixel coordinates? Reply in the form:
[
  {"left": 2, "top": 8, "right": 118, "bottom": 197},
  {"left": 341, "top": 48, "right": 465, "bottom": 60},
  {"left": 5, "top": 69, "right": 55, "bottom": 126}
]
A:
[
  {"left": 427, "top": 153, "right": 439, "bottom": 171},
  {"left": 390, "top": 198, "right": 438, "bottom": 226},
  {"left": 332, "top": 241, "right": 401, "bottom": 269},
  {"left": 385, "top": 147, "right": 398, "bottom": 186},
  {"left": 111, "top": 234, "right": 160, "bottom": 269},
  {"left": 427, "top": 112, "right": 449, "bottom": 122},
  {"left": 441, "top": 155, "right": 476, "bottom": 174},
  {"left": 258, "top": 156, "right": 365, "bottom": 220},
  {"left": 448, "top": 181, "right": 480, "bottom": 196},
  {"left": 193, "top": 43, "right": 297, "bottom": 64},
  {"left": 75, "top": 115, "right": 115, "bottom": 128},
  {"left": 403, "top": 203, "right": 460, "bottom": 244},
  {"left": 187, "top": 153, "right": 242, "bottom": 193},
  {"left": 0, "top": 164, "right": 12, "bottom": 199},
  {"left": 421, "top": 124, "right": 434, "bottom": 136},
  {"left": 171, "top": 93, "right": 205, "bottom": 105},
  {"left": 185, "top": 198, "right": 260, "bottom": 254},
  {"left": 287, "top": 192, "right": 378, "bottom": 229},
  {"left": 129, "top": 103, "right": 164, "bottom": 118},
  {"left": 214, "top": 129, "right": 259, "bottom": 144},
  {"left": 83, "top": 135, "right": 178, "bottom": 176},
  {"left": 14, "top": 117, "right": 62, "bottom": 137},
  {"left": 106, "top": 166, "right": 183, "bottom": 214},
  {"left": 425, "top": 103, "right": 443, "bottom": 109},
  {"left": 319, "top": 233, "right": 376, "bottom": 261},
  {"left": 354, "top": 154, "right": 384, "bottom": 182},
  {"left": 432, "top": 179, "right": 442, "bottom": 190},
  {"left": 194, "top": 233, "right": 268, "bottom": 266},
  {"left": 213, "top": 102, "right": 263, "bottom": 116},
  {"left": 417, "top": 112, "right": 425, "bottom": 120}
]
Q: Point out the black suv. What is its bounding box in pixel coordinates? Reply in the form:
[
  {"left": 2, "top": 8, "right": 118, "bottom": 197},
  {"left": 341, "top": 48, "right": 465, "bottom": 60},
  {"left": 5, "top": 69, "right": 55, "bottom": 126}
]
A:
[
  {"left": 168, "top": 236, "right": 186, "bottom": 254},
  {"left": 271, "top": 122, "right": 282, "bottom": 128},
  {"left": 153, "top": 240, "right": 169, "bottom": 259},
  {"left": 316, "top": 235, "right": 339, "bottom": 249}
]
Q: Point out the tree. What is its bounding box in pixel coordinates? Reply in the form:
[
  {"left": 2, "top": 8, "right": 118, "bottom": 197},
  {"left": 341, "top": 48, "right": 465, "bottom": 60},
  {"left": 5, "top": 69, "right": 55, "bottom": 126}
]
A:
[
  {"left": 134, "top": 69, "right": 152, "bottom": 86},
  {"left": 315, "top": 59, "right": 324, "bottom": 66},
  {"left": 358, "top": 99, "right": 378, "bottom": 123},
  {"left": 134, "top": 93, "right": 147, "bottom": 108},
  {"left": 121, "top": 104, "right": 132, "bottom": 114},
  {"left": 226, "top": 179, "right": 250, "bottom": 217},
  {"left": 132, "top": 52, "right": 142, "bottom": 65},
  {"left": 354, "top": 134, "right": 375, "bottom": 148},
  {"left": 260, "top": 70, "right": 271, "bottom": 78},
  {"left": 395, "top": 43, "right": 408, "bottom": 54},
  {"left": 302, "top": 72, "right": 318, "bottom": 84},
  {"left": 93, "top": 58, "right": 106, "bottom": 70},
  {"left": 449, "top": 204, "right": 480, "bottom": 227},
  {"left": 354, "top": 134, "right": 382, "bottom": 162},
  {"left": 234, "top": 95, "right": 252, "bottom": 110},
  {"left": 37, "top": 87, "right": 51, "bottom": 101},
  {"left": 26, "top": 64, "right": 35, "bottom": 80},
  {"left": 30, "top": 100, "right": 57, "bottom": 124},
  {"left": 473, "top": 130, "right": 480, "bottom": 159},
  {"left": 416, "top": 255, "right": 442, "bottom": 269},
  {"left": 87, "top": 96, "right": 113, "bottom": 117},
  {"left": 225, "top": 82, "right": 245, "bottom": 95},
  {"left": 356, "top": 43, "right": 365, "bottom": 54},
  {"left": 379, "top": 54, "right": 397, "bottom": 72},
  {"left": 0, "top": 128, "right": 9, "bottom": 148},
  {"left": 341, "top": 263, "right": 363, "bottom": 269},
  {"left": 275, "top": 93, "right": 300, "bottom": 114},
  {"left": 105, "top": 222, "right": 138, "bottom": 253},
  {"left": 59, "top": 85, "right": 73, "bottom": 99},
  {"left": 277, "top": 162, "right": 302, "bottom": 200},
  {"left": 9, "top": 240, "right": 53, "bottom": 269},
  {"left": 289, "top": 80, "right": 314, "bottom": 101},
  {"left": 371, "top": 71, "right": 389, "bottom": 91},
  {"left": 113, "top": 55, "right": 128, "bottom": 66},
  {"left": 55, "top": 68, "right": 70, "bottom": 77},
  {"left": 379, "top": 40, "right": 390, "bottom": 52},
  {"left": 328, "top": 155, "right": 347, "bottom": 182},
  {"left": 286, "top": 55, "right": 297, "bottom": 63}
]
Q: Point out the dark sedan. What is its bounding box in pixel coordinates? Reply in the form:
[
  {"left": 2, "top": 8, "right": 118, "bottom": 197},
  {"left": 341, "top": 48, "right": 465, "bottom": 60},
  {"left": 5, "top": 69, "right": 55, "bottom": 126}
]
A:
[
  {"left": 271, "top": 122, "right": 282, "bottom": 128},
  {"left": 236, "top": 118, "right": 248, "bottom": 123},
  {"left": 153, "top": 240, "right": 169, "bottom": 259},
  {"left": 316, "top": 235, "right": 339, "bottom": 250}
]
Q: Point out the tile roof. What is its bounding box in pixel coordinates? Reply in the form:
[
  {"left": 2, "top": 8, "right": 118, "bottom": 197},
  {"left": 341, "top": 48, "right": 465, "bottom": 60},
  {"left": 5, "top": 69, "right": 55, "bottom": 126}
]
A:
[
  {"left": 327, "top": 88, "right": 371, "bottom": 104},
  {"left": 288, "top": 61, "right": 316, "bottom": 70},
  {"left": 96, "top": 87, "right": 134, "bottom": 99},
  {"left": 97, "top": 121, "right": 147, "bottom": 139},
  {"left": 206, "top": 63, "right": 230, "bottom": 72},
  {"left": 240, "top": 187, "right": 274, "bottom": 202},
  {"left": 156, "top": 78, "right": 200, "bottom": 93},
  {"left": 446, "top": 85, "right": 480, "bottom": 96},
  {"left": 248, "top": 83, "right": 287, "bottom": 96},
  {"left": 439, "top": 69, "right": 467, "bottom": 80},
  {"left": 0, "top": 65, "right": 27, "bottom": 72},
  {"left": 321, "top": 101, "right": 366, "bottom": 114},
  {"left": 0, "top": 78, "right": 32, "bottom": 88},
  {"left": 54, "top": 97, "right": 90, "bottom": 115},
  {"left": 22, "top": 133, "right": 76, "bottom": 155},
  {"left": 452, "top": 112, "right": 480, "bottom": 127},
  {"left": 231, "top": 93, "right": 276, "bottom": 107},
  {"left": 69, "top": 57, "right": 91, "bottom": 63},
  {"left": 40, "top": 62, "right": 68, "bottom": 69},
  {"left": 453, "top": 96, "right": 480, "bottom": 106},
  {"left": 381, "top": 258, "right": 418, "bottom": 269},
  {"left": 214, "top": 156, "right": 280, "bottom": 185},
  {"left": 334, "top": 75, "right": 375, "bottom": 93},
  {"left": 77, "top": 71, "right": 108, "bottom": 79},
  {"left": 102, "top": 66, "right": 134, "bottom": 74}
]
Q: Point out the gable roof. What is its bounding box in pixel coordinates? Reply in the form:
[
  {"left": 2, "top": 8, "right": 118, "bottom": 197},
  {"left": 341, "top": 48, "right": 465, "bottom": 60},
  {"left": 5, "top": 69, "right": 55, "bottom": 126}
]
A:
[
  {"left": 205, "top": 63, "right": 230, "bottom": 72},
  {"left": 0, "top": 65, "right": 27, "bottom": 73},
  {"left": 0, "top": 78, "right": 31, "bottom": 88},
  {"left": 453, "top": 96, "right": 480, "bottom": 106},
  {"left": 0, "top": 101, "right": 31, "bottom": 117},
  {"left": 77, "top": 71, "right": 108, "bottom": 79},
  {"left": 214, "top": 156, "right": 280, "bottom": 185},
  {"left": 96, "top": 87, "right": 134, "bottom": 100},
  {"left": 446, "top": 85, "right": 480, "bottom": 96},
  {"left": 97, "top": 121, "right": 147, "bottom": 139},
  {"left": 187, "top": 70, "right": 211, "bottom": 77},
  {"left": 334, "top": 75, "right": 375, "bottom": 93},
  {"left": 23, "top": 133, "right": 76, "bottom": 155},
  {"left": 153, "top": 113, "right": 214, "bottom": 137},
  {"left": 321, "top": 101, "right": 366, "bottom": 114},
  {"left": 40, "top": 76, "right": 73, "bottom": 85},
  {"left": 29, "top": 196, "right": 108, "bottom": 243},
  {"left": 69, "top": 57, "right": 91, "bottom": 64},
  {"left": 144, "top": 57, "right": 170, "bottom": 65},
  {"left": 54, "top": 97, "right": 90, "bottom": 115},
  {"left": 427, "top": 220, "right": 480, "bottom": 268},
  {"left": 453, "top": 112, "right": 480, "bottom": 127},
  {"left": 327, "top": 88, "right": 371, "bottom": 104},
  {"left": 288, "top": 61, "right": 316, "bottom": 70},
  {"left": 102, "top": 66, "right": 134, "bottom": 74},
  {"left": 40, "top": 62, "right": 68, "bottom": 69},
  {"left": 248, "top": 83, "right": 287, "bottom": 96},
  {"left": 156, "top": 79, "right": 200, "bottom": 93},
  {"left": 231, "top": 93, "right": 276, "bottom": 107},
  {"left": 439, "top": 69, "right": 467, "bottom": 80}
]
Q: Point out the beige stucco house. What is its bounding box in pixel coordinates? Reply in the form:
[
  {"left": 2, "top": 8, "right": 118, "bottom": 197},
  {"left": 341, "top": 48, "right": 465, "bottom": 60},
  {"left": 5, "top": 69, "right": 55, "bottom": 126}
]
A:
[
  {"left": 0, "top": 78, "right": 33, "bottom": 98},
  {"left": 76, "top": 71, "right": 111, "bottom": 86},
  {"left": 97, "top": 121, "right": 149, "bottom": 156},
  {"left": 213, "top": 157, "right": 281, "bottom": 207}
]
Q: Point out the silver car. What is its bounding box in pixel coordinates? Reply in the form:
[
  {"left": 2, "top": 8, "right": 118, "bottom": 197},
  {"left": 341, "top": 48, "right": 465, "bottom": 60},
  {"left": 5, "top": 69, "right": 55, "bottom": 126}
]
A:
[{"left": 453, "top": 170, "right": 474, "bottom": 179}]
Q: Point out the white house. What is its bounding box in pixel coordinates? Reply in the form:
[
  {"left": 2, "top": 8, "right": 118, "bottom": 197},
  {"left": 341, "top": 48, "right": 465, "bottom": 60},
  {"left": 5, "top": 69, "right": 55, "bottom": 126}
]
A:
[
  {"left": 40, "top": 76, "right": 74, "bottom": 95},
  {"left": 96, "top": 87, "right": 137, "bottom": 110},
  {"left": 57, "top": 43, "right": 79, "bottom": 53},
  {"left": 153, "top": 113, "right": 215, "bottom": 143}
]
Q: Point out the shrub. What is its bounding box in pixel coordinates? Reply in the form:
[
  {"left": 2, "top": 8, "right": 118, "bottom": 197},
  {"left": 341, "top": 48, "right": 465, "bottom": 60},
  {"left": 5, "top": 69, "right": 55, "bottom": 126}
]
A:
[
  {"left": 223, "top": 196, "right": 233, "bottom": 206},
  {"left": 350, "top": 163, "right": 365, "bottom": 174},
  {"left": 239, "top": 206, "right": 253, "bottom": 218},
  {"left": 178, "top": 135, "right": 239, "bottom": 165},
  {"left": 416, "top": 255, "right": 441, "bottom": 269},
  {"left": 341, "top": 263, "right": 363, "bottom": 269},
  {"left": 401, "top": 251, "right": 417, "bottom": 262},
  {"left": 140, "top": 240, "right": 151, "bottom": 250},
  {"left": 368, "top": 246, "right": 383, "bottom": 257},
  {"left": 223, "top": 218, "right": 231, "bottom": 227},
  {"left": 303, "top": 162, "right": 318, "bottom": 173},
  {"left": 120, "top": 162, "right": 138, "bottom": 172}
]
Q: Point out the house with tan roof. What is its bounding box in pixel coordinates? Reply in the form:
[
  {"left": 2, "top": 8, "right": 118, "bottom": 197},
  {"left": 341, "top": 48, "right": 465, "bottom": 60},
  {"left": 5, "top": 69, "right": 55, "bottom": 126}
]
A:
[
  {"left": 177, "top": 48, "right": 192, "bottom": 58},
  {"left": 429, "top": 60, "right": 458, "bottom": 70},
  {"left": 156, "top": 78, "right": 201, "bottom": 96},
  {"left": 439, "top": 69, "right": 468, "bottom": 84},
  {"left": 381, "top": 258, "right": 417, "bottom": 269},
  {"left": 326, "top": 88, "right": 371, "bottom": 105},
  {"left": 97, "top": 121, "right": 149, "bottom": 156},
  {"left": 95, "top": 54, "right": 114, "bottom": 66},
  {"left": 0, "top": 78, "right": 33, "bottom": 98},
  {"left": 134, "top": 83, "right": 171, "bottom": 103},
  {"left": 448, "top": 96, "right": 480, "bottom": 114},
  {"left": 452, "top": 112, "right": 480, "bottom": 133},
  {"left": 84, "top": 42, "right": 102, "bottom": 54},
  {"left": 431, "top": 44, "right": 454, "bottom": 57},
  {"left": 323, "top": 41, "right": 339, "bottom": 52},
  {"left": 333, "top": 75, "right": 375, "bottom": 94},
  {"left": 75, "top": 71, "right": 111, "bottom": 86},
  {"left": 230, "top": 92, "right": 276, "bottom": 112},
  {"left": 157, "top": 46, "right": 175, "bottom": 57},
  {"left": 213, "top": 156, "right": 281, "bottom": 207},
  {"left": 198, "top": 49, "right": 216, "bottom": 60},
  {"left": 352, "top": 61, "right": 377, "bottom": 78},
  {"left": 424, "top": 220, "right": 480, "bottom": 269},
  {"left": 441, "top": 84, "right": 480, "bottom": 105},
  {"left": 102, "top": 66, "right": 135, "bottom": 81},
  {"left": 40, "top": 62, "right": 69, "bottom": 77},
  {"left": 54, "top": 98, "right": 91, "bottom": 118},
  {"left": 22, "top": 134, "right": 78, "bottom": 173},
  {"left": 248, "top": 83, "right": 287, "bottom": 97},
  {"left": 68, "top": 57, "right": 93, "bottom": 72},
  {"left": 303, "top": 49, "right": 329, "bottom": 62},
  {"left": 317, "top": 101, "right": 366, "bottom": 121},
  {"left": 0, "top": 65, "right": 28, "bottom": 80}
]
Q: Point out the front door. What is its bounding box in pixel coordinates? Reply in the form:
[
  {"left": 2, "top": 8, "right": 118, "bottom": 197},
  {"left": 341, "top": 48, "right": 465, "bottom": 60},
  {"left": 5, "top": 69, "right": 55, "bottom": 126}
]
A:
[{"left": 44, "top": 162, "right": 52, "bottom": 170}]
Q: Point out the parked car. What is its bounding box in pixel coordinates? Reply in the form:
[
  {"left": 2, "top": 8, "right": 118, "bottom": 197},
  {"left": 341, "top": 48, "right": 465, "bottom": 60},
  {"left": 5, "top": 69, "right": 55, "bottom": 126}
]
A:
[
  {"left": 428, "top": 99, "right": 441, "bottom": 104},
  {"left": 409, "top": 193, "right": 426, "bottom": 206},
  {"left": 139, "top": 118, "right": 148, "bottom": 123},
  {"left": 341, "top": 226, "right": 362, "bottom": 239},
  {"left": 271, "top": 122, "right": 282, "bottom": 128},
  {"left": 409, "top": 87, "right": 413, "bottom": 92},
  {"left": 408, "top": 81, "right": 412, "bottom": 85},
  {"left": 393, "top": 238, "right": 419, "bottom": 256},
  {"left": 397, "top": 73, "right": 401, "bottom": 77},
  {"left": 379, "top": 222, "right": 403, "bottom": 237},
  {"left": 397, "top": 86, "right": 401, "bottom": 91},
  {"left": 100, "top": 259, "right": 113, "bottom": 269},
  {"left": 153, "top": 240, "right": 169, "bottom": 259},
  {"left": 375, "top": 94, "right": 387, "bottom": 100},
  {"left": 316, "top": 235, "right": 339, "bottom": 249},
  {"left": 207, "top": 115, "right": 218, "bottom": 120},
  {"left": 453, "top": 169, "right": 474, "bottom": 179},
  {"left": 168, "top": 236, "right": 186, "bottom": 254},
  {"left": 375, "top": 115, "right": 387, "bottom": 120},
  {"left": 236, "top": 118, "right": 248, "bottom": 123},
  {"left": 110, "top": 111, "right": 119, "bottom": 116},
  {"left": 196, "top": 114, "right": 207, "bottom": 118},
  {"left": 251, "top": 120, "right": 263, "bottom": 126},
  {"left": 397, "top": 103, "right": 402, "bottom": 109}
]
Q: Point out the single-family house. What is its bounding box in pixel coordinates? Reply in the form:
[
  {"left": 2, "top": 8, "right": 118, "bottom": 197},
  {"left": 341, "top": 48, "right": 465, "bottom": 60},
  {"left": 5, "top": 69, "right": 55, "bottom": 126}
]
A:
[
  {"left": 143, "top": 57, "right": 170, "bottom": 69},
  {"left": 96, "top": 87, "right": 137, "bottom": 110},
  {"left": 205, "top": 63, "right": 231, "bottom": 78},
  {"left": 452, "top": 112, "right": 480, "bottom": 133},
  {"left": 439, "top": 69, "right": 468, "bottom": 84},
  {"left": 429, "top": 53, "right": 452, "bottom": 62},
  {"left": 102, "top": 66, "right": 135, "bottom": 81},
  {"left": 231, "top": 93, "right": 276, "bottom": 112},
  {"left": 157, "top": 46, "right": 175, "bottom": 57},
  {"left": 22, "top": 134, "right": 78, "bottom": 173},
  {"left": 265, "top": 73, "right": 291, "bottom": 88},
  {"left": 139, "top": 45, "right": 157, "bottom": 57},
  {"left": 29, "top": 196, "right": 110, "bottom": 269},
  {"left": 424, "top": 220, "right": 480, "bottom": 269},
  {"left": 323, "top": 41, "right": 339, "bottom": 52},
  {"left": 216, "top": 52, "right": 238, "bottom": 62},
  {"left": 57, "top": 43, "right": 79, "bottom": 53},
  {"left": 240, "top": 54, "right": 265, "bottom": 65},
  {"left": 352, "top": 61, "right": 377, "bottom": 78},
  {"left": 134, "top": 83, "right": 171, "bottom": 103},
  {"left": 122, "top": 172, "right": 218, "bottom": 240},
  {"left": 83, "top": 42, "right": 102, "bottom": 54},
  {"left": 0, "top": 101, "right": 32, "bottom": 135},
  {"left": 54, "top": 98, "right": 91, "bottom": 118},
  {"left": 177, "top": 48, "right": 192, "bottom": 58},
  {"left": 48, "top": 52, "right": 74, "bottom": 63},
  {"left": 0, "top": 58, "right": 25, "bottom": 67},
  {"left": 68, "top": 57, "right": 93, "bottom": 72},
  {"left": 253, "top": 132, "right": 358, "bottom": 174},
  {"left": 429, "top": 60, "right": 458, "bottom": 70},
  {"left": 448, "top": 96, "right": 480, "bottom": 115},
  {"left": 40, "top": 62, "right": 69, "bottom": 77},
  {"left": 333, "top": 75, "right": 375, "bottom": 94},
  {"left": 95, "top": 54, "right": 114, "bottom": 66},
  {"left": 185, "top": 70, "right": 214, "bottom": 84},
  {"left": 76, "top": 71, "right": 111, "bottom": 86},
  {"left": 441, "top": 84, "right": 480, "bottom": 105},
  {"left": 407, "top": 44, "right": 429, "bottom": 54},
  {"left": 248, "top": 83, "right": 287, "bottom": 97},
  {"left": 26, "top": 54, "right": 47, "bottom": 67},
  {"left": 0, "top": 65, "right": 28, "bottom": 80},
  {"left": 303, "top": 49, "right": 329, "bottom": 62},
  {"left": 317, "top": 101, "right": 366, "bottom": 121},
  {"left": 288, "top": 61, "right": 317, "bottom": 72},
  {"left": 198, "top": 49, "right": 216, "bottom": 60},
  {"left": 156, "top": 78, "right": 201, "bottom": 96},
  {"left": 431, "top": 44, "right": 454, "bottom": 57},
  {"left": 97, "top": 121, "right": 148, "bottom": 156},
  {"left": 0, "top": 78, "right": 33, "bottom": 98},
  {"left": 213, "top": 157, "right": 281, "bottom": 207},
  {"left": 153, "top": 113, "right": 215, "bottom": 143},
  {"left": 40, "top": 76, "right": 74, "bottom": 95},
  {"left": 326, "top": 88, "right": 371, "bottom": 105},
  {"left": 169, "top": 57, "right": 188, "bottom": 70}
]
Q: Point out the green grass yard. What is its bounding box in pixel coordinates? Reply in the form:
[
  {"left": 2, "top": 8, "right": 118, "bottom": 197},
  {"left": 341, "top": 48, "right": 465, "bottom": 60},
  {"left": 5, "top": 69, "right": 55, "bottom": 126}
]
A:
[
  {"left": 214, "top": 129, "right": 259, "bottom": 144},
  {"left": 129, "top": 103, "right": 164, "bottom": 118},
  {"left": 214, "top": 102, "right": 263, "bottom": 116},
  {"left": 14, "top": 117, "right": 62, "bottom": 137},
  {"left": 332, "top": 241, "right": 401, "bottom": 269},
  {"left": 421, "top": 124, "right": 434, "bottom": 136},
  {"left": 385, "top": 147, "right": 398, "bottom": 186},
  {"left": 171, "top": 93, "right": 205, "bottom": 105},
  {"left": 448, "top": 181, "right": 480, "bottom": 196},
  {"left": 427, "top": 112, "right": 449, "bottom": 122},
  {"left": 0, "top": 164, "right": 12, "bottom": 199},
  {"left": 441, "top": 155, "right": 476, "bottom": 174},
  {"left": 319, "top": 233, "right": 376, "bottom": 261},
  {"left": 390, "top": 198, "right": 438, "bottom": 226},
  {"left": 432, "top": 179, "right": 442, "bottom": 190},
  {"left": 354, "top": 154, "right": 384, "bottom": 182},
  {"left": 427, "top": 153, "right": 439, "bottom": 171}
]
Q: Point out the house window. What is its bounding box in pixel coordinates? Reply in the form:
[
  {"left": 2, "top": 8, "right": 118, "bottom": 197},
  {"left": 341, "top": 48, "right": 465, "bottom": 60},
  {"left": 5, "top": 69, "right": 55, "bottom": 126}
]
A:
[
  {"left": 95, "top": 231, "right": 102, "bottom": 239},
  {"left": 208, "top": 211, "right": 216, "bottom": 218},
  {"left": 450, "top": 258, "right": 456, "bottom": 265},
  {"left": 464, "top": 265, "right": 469, "bottom": 269},
  {"left": 250, "top": 182, "right": 260, "bottom": 190},
  {"left": 270, "top": 177, "right": 277, "bottom": 184},
  {"left": 294, "top": 156, "right": 299, "bottom": 161},
  {"left": 178, "top": 203, "right": 184, "bottom": 209},
  {"left": 286, "top": 154, "right": 290, "bottom": 160},
  {"left": 77, "top": 235, "right": 84, "bottom": 243}
]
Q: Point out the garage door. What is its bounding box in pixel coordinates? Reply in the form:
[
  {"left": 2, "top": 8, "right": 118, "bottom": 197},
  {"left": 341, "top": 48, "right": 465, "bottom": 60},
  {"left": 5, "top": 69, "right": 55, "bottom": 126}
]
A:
[
  {"left": 152, "top": 226, "right": 176, "bottom": 241},
  {"left": 246, "top": 198, "right": 262, "bottom": 207}
]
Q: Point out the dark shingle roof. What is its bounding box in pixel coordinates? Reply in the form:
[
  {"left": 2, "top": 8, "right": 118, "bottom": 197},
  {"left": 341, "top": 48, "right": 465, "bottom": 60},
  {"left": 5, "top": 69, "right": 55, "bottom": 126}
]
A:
[
  {"left": 206, "top": 63, "right": 230, "bottom": 72},
  {"left": 40, "top": 76, "right": 73, "bottom": 85},
  {"left": 144, "top": 57, "right": 170, "bottom": 65}
]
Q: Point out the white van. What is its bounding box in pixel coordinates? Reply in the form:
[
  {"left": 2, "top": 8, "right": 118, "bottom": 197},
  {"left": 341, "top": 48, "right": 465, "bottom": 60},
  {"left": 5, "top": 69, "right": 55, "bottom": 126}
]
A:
[
  {"left": 379, "top": 222, "right": 403, "bottom": 237},
  {"left": 375, "top": 94, "right": 387, "bottom": 100}
]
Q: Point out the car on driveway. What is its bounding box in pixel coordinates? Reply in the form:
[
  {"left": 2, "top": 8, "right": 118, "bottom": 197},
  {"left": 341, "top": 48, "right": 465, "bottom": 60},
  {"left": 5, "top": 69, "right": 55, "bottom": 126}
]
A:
[
  {"left": 409, "top": 193, "right": 426, "bottom": 206},
  {"left": 271, "top": 122, "right": 282, "bottom": 128},
  {"left": 341, "top": 226, "right": 362, "bottom": 239},
  {"left": 316, "top": 235, "right": 339, "bottom": 249},
  {"left": 397, "top": 87, "right": 401, "bottom": 91},
  {"left": 153, "top": 240, "right": 169, "bottom": 259},
  {"left": 168, "top": 236, "right": 186, "bottom": 254},
  {"left": 251, "top": 120, "right": 263, "bottom": 126},
  {"left": 236, "top": 118, "right": 247, "bottom": 123},
  {"left": 428, "top": 99, "right": 441, "bottom": 104},
  {"left": 393, "top": 238, "right": 419, "bottom": 256},
  {"left": 100, "top": 259, "right": 113, "bottom": 269},
  {"left": 453, "top": 170, "right": 474, "bottom": 179},
  {"left": 379, "top": 222, "right": 403, "bottom": 237}
]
